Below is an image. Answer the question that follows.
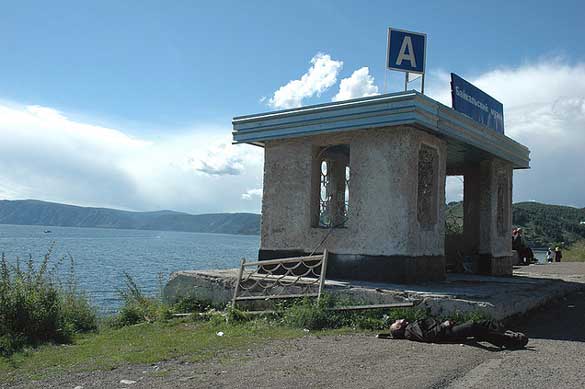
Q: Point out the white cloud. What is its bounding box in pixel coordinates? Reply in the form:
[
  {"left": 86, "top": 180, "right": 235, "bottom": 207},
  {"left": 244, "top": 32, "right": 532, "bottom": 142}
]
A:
[
  {"left": 332, "top": 67, "right": 379, "bottom": 102},
  {"left": 0, "top": 102, "right": 264, "bottom": 213},
  {"left": 268, "top": 53, "right": 343, "bottom": 109},
  {"left": 3, "top": 59, "right": 584, "bottom": 215},
  {"left": 429, "top": 60, "right": 585, "bottom": 207},
  {"left": 189, "top": 142, "right": 244, "bottom": 176},
  {"left": 241, "top": 188, "right": 262, "bottom": 200}
]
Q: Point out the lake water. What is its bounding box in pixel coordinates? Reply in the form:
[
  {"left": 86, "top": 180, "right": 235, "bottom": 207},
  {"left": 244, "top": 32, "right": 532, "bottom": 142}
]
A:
[
  {"left": 0, "top": 224, "right": 553, "bottom": 314},
  {"left": 533, "top": 249, "right": 548, "bottom": 263},
  {"left": 0, "top": 224, "right": 259, "bottom": 314}
]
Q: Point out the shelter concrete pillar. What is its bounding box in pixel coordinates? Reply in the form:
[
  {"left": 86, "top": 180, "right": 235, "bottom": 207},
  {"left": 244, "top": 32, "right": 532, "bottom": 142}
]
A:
[
  {"left": 476, "top": 158, "right": 513, "bottom": 275},
  {"left": 463, "top": 165, "right": 481, "bottom": 255}
]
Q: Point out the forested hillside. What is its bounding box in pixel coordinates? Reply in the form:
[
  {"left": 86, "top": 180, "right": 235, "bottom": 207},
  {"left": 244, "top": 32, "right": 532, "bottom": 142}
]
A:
[
  {"left": 446, "top": 201, "right": 585, "bottom": 247},
  {"left": 512, "top": 202, "right": 585, "bottom": 247}
]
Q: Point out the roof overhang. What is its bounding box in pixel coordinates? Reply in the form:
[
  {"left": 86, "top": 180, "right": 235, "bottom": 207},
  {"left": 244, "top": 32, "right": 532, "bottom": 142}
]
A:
[{"left": 232, "top": 90, "right": 530, "bottom": 169}]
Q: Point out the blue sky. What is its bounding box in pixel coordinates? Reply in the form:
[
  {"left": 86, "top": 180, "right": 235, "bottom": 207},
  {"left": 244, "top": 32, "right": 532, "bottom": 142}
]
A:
[{"left": 1, "top": 1, "right": 584, "bottom": 213}]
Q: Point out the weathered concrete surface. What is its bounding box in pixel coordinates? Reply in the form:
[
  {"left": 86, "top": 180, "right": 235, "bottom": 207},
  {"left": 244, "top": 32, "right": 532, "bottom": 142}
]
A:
[
  {"left": 460, "top": 158, "right": 514, "bottom": 276},
  {"left": 478, "top": 158, "right": 513, "bottom": 259},
  {"left": 164, "top": 269, "right": 237, "bottom": 307},
  {"left": 260, "top": 126, "right": 447, "bottom": 258},
  {"left": 164, "top": 262, "right": 585, "bottom": 320}
]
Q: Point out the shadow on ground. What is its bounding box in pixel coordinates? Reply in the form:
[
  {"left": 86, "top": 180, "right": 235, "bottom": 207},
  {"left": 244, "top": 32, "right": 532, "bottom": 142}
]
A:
[{"left": 512, "top": 288, "right": 585, "bottom": 342}]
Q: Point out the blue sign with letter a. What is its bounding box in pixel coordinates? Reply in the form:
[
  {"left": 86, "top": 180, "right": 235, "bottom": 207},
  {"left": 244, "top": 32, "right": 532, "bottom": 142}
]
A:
[{"left": 387, "top": 28, "right": 426, "bottom": 74}]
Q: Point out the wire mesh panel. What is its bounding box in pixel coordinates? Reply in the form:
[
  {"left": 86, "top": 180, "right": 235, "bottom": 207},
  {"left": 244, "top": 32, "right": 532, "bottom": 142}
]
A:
[
  {"left": 319, "top": 160, "right": 333, "bottom": 227},
  {"left": 317, "top": 145, "right": 350, "bottom": 228},
  {"left": 232, "top": 250, "right": 328, "bottom": 310}
]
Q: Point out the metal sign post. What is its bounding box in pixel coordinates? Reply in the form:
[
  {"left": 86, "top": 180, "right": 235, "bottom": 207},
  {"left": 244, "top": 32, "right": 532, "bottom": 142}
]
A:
[{"left": 387, "top": 27, "right": 427, "bottom": 94}]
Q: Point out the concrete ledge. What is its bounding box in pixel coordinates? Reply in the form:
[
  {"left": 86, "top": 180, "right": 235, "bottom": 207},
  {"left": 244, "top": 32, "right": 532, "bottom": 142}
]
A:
[
  {"left": 259, "top": 249, "right": 446, "bottom": 283},
  {"left": 163, "top": 263, "right": 585, "bottom": 321},
  {"left": 326, "top": 254, "right": 445, "bottom": 283},
  {"left": 164, "top": 269, "right": 237, "bottom": 307}
]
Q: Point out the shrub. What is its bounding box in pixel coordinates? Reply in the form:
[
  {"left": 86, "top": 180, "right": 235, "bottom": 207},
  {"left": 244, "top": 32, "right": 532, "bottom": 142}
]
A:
[
  {"left": 113, "top": 275, "right": 221, "bottom": 327},
  {"left": 113, "top": 273, "right": 172, "bottom": 327},
  {"left": 282, "top": 296, "right": 336, "bottom": 330},
  {"left": 61, "top": 293, "right": 98, "bottom": 333},
  {"left": 0, "top": 249, "right": 97, "bottom": 355},
  {"left": 172, "top": 296, "right": 214, "bottom": 314},
  {"left": 334, "top": 305, "right": 428, "bottom": 330},
  {"left": 446, "top": 310, "right": 491, "bottom": 324},
  {"left": 280, "top": 295, "right": 431, "bottom": 331},
  {"left": 207, "top": 310, "right": 228, "bottom": 327},
  {"left": 226, "top": 306, "right": 253, "bottom": 323}
]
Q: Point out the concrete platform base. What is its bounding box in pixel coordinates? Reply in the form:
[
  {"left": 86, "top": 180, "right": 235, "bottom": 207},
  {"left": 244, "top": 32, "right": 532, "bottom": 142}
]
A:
[{"left": 163, "top": 263, "right": 585, "bottom": 321}]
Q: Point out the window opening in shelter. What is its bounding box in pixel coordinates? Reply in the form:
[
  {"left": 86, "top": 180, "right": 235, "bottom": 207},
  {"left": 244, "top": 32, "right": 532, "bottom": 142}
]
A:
[{"left": 316, "top": 145, "right": 350, "bottom": 228}]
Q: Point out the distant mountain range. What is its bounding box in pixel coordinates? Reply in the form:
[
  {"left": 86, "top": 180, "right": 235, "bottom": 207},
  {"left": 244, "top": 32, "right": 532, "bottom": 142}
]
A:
[
  {"left": 0, "top": 200, "right": 260, "bottom": 235},
  {"left": 3, "top": 199, "right": 584, "bottom": 246}
]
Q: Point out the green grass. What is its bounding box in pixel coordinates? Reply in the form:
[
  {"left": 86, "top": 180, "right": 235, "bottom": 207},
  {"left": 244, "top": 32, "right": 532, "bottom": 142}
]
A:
[
  {"left": 565, "top": 240, "right": 585, "bottom": 262},
  {"left": 0, "top": 302, "right": 491, "bottom": 386},
  {"left": 0, "top": 318, "right": 317, "bottom": 384},
  {"left": 0, "top": 267, "right": 493, "bottom": 387}
]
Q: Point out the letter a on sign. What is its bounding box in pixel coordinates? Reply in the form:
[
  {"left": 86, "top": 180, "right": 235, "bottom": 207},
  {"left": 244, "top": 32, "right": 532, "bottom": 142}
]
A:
[
  {"left": 396, "top": 36, "right": 416, "bottom": 68},
  {"left": 387, "top": 28, "right": 426, "bottom": 74}
]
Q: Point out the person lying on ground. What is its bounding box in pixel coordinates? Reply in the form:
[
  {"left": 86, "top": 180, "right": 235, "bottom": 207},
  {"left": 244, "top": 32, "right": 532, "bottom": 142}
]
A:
[{"left": 377, "top": 318, "right": 528, "bottom": 349}]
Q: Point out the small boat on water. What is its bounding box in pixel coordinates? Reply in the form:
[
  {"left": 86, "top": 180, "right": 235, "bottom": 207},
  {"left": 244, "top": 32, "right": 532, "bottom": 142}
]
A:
[{"left": 43, "top": 230, "right": 52, "bottom": 234}]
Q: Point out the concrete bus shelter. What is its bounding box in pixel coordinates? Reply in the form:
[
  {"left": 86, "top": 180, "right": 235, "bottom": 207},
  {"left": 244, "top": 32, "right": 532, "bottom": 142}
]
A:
[{"left": 232, "top": 91, "right": 530, "bottom": 283}]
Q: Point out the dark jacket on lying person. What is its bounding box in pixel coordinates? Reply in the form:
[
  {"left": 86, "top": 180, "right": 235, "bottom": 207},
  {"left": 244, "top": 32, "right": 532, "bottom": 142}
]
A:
[{"left": 378, "top": 318, "right": 528, "bottom": 349}]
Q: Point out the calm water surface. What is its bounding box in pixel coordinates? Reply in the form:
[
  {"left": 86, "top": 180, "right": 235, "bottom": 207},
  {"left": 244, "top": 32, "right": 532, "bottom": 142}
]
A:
[{"left": 0, "top": 224, "right": 259, "bottom": 313}]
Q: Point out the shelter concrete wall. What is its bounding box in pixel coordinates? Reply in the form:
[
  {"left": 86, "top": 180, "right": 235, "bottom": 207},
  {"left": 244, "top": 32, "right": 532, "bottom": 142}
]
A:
[{"left": 260, "top": 126, "right": 446, "bottom": 259}]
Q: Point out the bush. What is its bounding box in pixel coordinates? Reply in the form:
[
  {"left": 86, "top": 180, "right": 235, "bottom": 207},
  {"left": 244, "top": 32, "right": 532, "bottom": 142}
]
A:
[
  {"left": 172, "top": 296, "right": 214, "bottom": 314},
  {"left": 112, "top": 273, "right": 172, "bottom": 327},
  {"left": 282, "top": 297, "right": 335, "bottom": 330},
  {"left": 336, "top": 306, "right": 428, "bottom": 330},
  {"left": 61, "top": 293, "right": 99, "bottom": 333},
  {"left": 226, "top": 306, "right": 253, "bottom": 323},
  {"left": 281, "top": 295, "right": 432, "bottom": 331},
  {"left": 446, "top": 310, "right": 491, "bottom": 324},
  {"left": 113, "top": 275, "right": 223, "bottom": 327},
  {"left": 0, "top": 249, "right": 97, "bottom": 355}
]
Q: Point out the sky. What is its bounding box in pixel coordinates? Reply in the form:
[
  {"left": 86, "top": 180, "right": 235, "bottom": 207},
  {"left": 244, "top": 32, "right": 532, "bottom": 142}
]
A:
[{"left": 1, "top": 0, "right": 584, "bottom": 214}]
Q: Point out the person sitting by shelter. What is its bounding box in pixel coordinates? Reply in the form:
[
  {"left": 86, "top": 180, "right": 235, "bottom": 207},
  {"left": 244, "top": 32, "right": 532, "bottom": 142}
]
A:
[
  {"left": 512, "top": 228, "right": 533, "bottom": 265},
  {"left": 378, "top": 318, "right": 528, "bottom": 349},
  {"left": 555, "top": 247, "right": 563, "bottom": 262},
  {"left": 512, "top": 228, "right": 522, "bottom": 250}
]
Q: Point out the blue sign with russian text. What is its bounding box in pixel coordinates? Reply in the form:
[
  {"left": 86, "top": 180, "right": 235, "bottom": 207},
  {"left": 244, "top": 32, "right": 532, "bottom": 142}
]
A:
[
  {"left": 450, "top": 73, "right": 504, "bottom": 134},
  {"left": 387, "top": 28, "right": 426, "bottom": 74}
]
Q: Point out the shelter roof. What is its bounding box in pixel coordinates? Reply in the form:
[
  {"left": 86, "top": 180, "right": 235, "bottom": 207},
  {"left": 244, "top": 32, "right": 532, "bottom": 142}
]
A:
[{"left": 232, "top": 91, "right": 530, "bottom": 169}]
